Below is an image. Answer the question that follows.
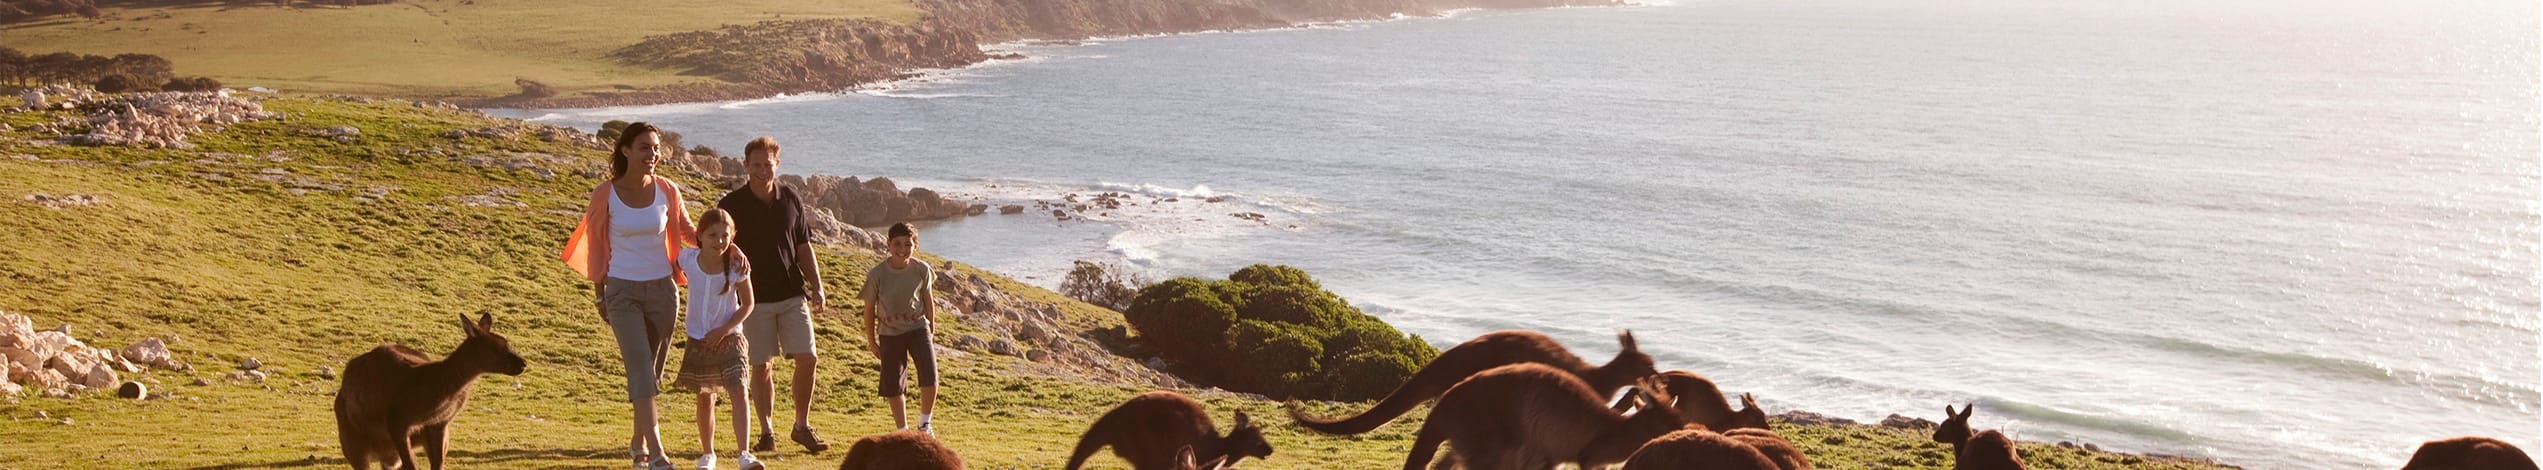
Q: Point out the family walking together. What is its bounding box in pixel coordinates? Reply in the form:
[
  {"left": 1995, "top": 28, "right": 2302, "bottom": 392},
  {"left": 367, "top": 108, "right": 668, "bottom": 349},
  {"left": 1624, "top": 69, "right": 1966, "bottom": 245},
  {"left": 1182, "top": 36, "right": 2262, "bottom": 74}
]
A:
[{"left": 561, "top": 123, "right": 944, "bottom": 470}]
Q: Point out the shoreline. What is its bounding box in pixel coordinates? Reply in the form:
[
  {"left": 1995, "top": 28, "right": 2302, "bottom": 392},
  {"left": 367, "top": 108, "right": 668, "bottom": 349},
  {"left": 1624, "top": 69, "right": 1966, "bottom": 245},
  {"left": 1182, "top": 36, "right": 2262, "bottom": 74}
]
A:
[{"left": 472, "top": 2, "right": 1635, "bottom": 110}]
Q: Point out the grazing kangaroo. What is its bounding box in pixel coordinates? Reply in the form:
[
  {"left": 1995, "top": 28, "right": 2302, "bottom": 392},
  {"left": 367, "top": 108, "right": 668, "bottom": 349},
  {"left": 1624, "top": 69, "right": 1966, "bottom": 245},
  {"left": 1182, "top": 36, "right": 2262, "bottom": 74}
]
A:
[
  {"left": 1399, "top": 364, "right": 1687, "bottom": 470},
  {"left": 1621, "top": 428, "right": 1782, "bottom": 470},
  {"left": 1290, "top": 330, "right": 1657, "bottom": 435},
  {"left": 1066, "top": 391, "right": 1274, "bottom": 470},
  {"left": 333, "top": 314, "right": 528, "bottom": 470},
  {"left": 2401, "top": 436, "right": 2539, "bottom": 470},
  {"left": 1724, "top": 428, "right": 1814, "bottom": 470},
  {"left": 839, "top": 430, "right": 965, "bottom": 470},
  {"left": 1933, "top": 404, "right": 2027, "bottom": 470}
]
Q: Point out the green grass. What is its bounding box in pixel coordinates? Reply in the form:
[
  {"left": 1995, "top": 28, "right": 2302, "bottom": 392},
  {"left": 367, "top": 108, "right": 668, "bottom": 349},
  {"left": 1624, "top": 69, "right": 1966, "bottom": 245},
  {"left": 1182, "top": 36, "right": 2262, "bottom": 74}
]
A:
[
  {"left": 0, "top": 97, "right": 2236, "bottom": 469},
  {"left": 0, "top": 0, "right": 923, "bottom": 99}
]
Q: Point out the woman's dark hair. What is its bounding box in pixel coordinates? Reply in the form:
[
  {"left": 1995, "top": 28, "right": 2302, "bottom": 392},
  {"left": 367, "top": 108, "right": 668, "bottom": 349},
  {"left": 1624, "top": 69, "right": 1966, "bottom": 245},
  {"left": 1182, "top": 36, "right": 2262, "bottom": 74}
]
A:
[
  {"left": 609, "top": 121, "right": 662, "bottom": 180},
  {"left": 887, "top": 222, "right": 916, "bottom": 241}
]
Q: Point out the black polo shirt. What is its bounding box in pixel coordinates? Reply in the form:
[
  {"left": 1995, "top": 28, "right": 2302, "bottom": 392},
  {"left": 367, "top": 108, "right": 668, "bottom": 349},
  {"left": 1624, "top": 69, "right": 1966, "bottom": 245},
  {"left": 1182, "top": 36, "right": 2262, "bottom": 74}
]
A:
[{"left": 716, "top": 185, "right": 813, "bottom": 303}]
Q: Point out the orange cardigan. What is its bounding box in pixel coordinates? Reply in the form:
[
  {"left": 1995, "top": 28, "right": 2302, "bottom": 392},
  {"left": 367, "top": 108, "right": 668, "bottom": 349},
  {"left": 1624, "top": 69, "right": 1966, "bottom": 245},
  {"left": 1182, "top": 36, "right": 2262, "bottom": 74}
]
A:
[{"left": 561, "top": 176, "right": 696, "bottom": 286}]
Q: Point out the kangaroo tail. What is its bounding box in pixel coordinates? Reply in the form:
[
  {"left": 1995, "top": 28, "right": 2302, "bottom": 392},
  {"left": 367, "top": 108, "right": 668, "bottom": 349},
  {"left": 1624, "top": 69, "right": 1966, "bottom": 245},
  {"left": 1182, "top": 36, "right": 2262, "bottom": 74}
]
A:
[
  {"left": 1290, "top": 357, "right": 1477, "bottom": 435},
  {"left": 1062, "top": 421, "right": 1111, "bottom": 470}
]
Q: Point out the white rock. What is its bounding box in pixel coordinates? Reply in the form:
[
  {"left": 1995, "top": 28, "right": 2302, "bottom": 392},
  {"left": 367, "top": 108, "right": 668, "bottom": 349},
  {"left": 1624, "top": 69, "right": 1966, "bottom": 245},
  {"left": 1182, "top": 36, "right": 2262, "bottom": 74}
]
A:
[
  {"left": 27, "top": 368, "right": 66, "bottom": 392},
  {"left": 316, "top": 366, "right": 337, "bottom": 380},
  {"left": 238, "top": 357, "right": 261, "bottom": 371},
  {"left": 80, "top": 363, "right": 115, "bottom": 390},
  {"left": 244, "top": 370, "right": 267, "bottom": 382},
  {"left": 0, "top": 346, "right": 40, "bottom": 372},
  {"left": 121, "top": 338, "right": 176, "bottom": 370},
  {"left": 0, "top": 380, "right": 19, "bottom": 396}
]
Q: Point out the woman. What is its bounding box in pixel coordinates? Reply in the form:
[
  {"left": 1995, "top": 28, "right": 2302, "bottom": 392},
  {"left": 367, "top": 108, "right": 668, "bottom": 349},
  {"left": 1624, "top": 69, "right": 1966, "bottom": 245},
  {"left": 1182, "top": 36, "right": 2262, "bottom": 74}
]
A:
[{"left": 562, "top": 122, "right": 696, "bottom": 470}]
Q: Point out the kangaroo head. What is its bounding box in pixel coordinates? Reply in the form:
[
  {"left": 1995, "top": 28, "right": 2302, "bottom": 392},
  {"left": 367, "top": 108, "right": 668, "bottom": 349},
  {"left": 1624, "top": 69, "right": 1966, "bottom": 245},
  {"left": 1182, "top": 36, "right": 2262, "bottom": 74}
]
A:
[
  {"left": 1598, "top": 330, "right": 1658, "bottom": 386},
  {"left": 1933, "top": 403, "right": 1975, "bottom": 447},
  {"left": 1218, "top": 410, "right": 1273, "bottom": 465},
  {"left": 1727, "top": 392, "right": 1770, "bottom": 430},
  {"left": 455, "top": 313, "right": 528, "bottom": 376}
]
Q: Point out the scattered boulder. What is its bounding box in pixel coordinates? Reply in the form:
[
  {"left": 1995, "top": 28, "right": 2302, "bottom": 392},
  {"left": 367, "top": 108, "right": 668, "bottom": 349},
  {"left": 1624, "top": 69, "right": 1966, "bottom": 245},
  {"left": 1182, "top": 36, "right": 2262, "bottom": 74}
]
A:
[
  {"left": 1025, "top": 349, "right": 1050, "bottom": 363},
  {"left": 116, "top": 381, "right": 145, "bottom": 400},
  {"left": 1772, "top": 410, "right": 1856, "bottom": 426},
  {"left": 1880, "top": 413, "right": 1935, "bottom": 430},
  {"left": 238, "top": 358, "right": 262, "bottom": 371},
  {"left": 24, "top": 194, "right": 101, "bottom": 210},
  {"left": 316, "top": 366, "right": 337, "bottom": 380},
  {"left": 986, "top": 338, "right": 1018, "bottom": 356},
  {"left": 998, "top": 204, "right": 1024, "bottom": 215},
  {"left": 120, "top": 338, "right": 182, "bottom": 371}
]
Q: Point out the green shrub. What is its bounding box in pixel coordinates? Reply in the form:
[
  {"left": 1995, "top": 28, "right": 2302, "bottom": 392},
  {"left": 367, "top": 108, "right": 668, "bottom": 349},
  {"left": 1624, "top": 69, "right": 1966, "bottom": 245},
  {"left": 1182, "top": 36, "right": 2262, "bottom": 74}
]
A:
[{"left": 1122, "top": 264, "right": 1436, "bottom": 400}]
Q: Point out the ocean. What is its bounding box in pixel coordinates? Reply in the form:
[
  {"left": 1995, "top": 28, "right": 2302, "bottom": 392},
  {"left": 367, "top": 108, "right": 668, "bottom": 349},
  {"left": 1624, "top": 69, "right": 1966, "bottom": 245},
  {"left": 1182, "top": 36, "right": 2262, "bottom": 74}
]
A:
[{"left": 501, "top": 0, "right": 2542, "bottom": 467}]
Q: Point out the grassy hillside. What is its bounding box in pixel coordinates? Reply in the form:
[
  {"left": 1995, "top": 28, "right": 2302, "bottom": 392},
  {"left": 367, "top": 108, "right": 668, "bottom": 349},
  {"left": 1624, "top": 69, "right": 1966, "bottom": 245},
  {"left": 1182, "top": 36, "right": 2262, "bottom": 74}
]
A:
[
  {"left": 0, "top": 96, "right": 2236, "bottom": 469},
  {"left": 0, "top": 0, "right": 922, "bottom": 99}
]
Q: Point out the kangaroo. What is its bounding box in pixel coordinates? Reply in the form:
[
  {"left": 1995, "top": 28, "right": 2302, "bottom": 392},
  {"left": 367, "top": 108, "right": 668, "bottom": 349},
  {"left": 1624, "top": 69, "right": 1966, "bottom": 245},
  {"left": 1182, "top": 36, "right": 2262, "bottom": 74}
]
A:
[
  {"left": 2401, "top": 436, "right": 2539, "bottom": 470},
  {"left": 333, "top": 313, "right": 528, "bottom": 470},
  {"left": 1620, "top": 428, "right": 1782, "bottom": 470},
  {"left": 1066, "top": 391, "right": 1274, "bottom": 470},
  {"left": 1933, "top": 404, "right": 2026, "bottom": 470},
  {"left": 1399, "top": 364, "right": 1686, "bottom": 470},
  {"left": 839, "top": 430, "right": 965, "bottom": 470},
  {"left": 1724, "top": 428, "right": 1813, "bottom": 470},
  {"left": 1612, "top": 371, "right": 1773, "bottom": 432},
  {"left": 1291, "top": 330, "right": 1657, "bottom": 435}
]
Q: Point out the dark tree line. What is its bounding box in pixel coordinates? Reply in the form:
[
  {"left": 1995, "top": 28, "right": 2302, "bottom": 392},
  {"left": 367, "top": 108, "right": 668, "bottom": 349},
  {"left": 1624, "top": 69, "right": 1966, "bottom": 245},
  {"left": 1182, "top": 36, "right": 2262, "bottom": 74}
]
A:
[{"left": 0, "top": 47, "right": 221, "bottom": 93}]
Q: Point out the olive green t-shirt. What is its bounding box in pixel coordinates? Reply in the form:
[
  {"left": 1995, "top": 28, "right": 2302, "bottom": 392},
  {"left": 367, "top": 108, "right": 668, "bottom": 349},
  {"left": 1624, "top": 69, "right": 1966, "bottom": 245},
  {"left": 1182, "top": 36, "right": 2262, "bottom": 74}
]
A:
[{"left": 859, "top": 259, "right": 932, "bottom": 336}]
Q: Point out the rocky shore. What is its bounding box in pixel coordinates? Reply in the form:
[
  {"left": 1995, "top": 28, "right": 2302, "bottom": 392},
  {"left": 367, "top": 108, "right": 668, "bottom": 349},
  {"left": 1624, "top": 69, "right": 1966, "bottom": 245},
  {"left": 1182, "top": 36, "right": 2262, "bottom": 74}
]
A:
[{"left": 486, "top": 0, "right": 1629, "bottom": 108}]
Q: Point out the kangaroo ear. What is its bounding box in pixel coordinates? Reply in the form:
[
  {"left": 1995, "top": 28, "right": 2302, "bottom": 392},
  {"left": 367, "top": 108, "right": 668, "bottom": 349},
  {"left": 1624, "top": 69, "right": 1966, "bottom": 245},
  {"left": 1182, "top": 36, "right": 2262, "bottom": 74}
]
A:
[
  {"left": 1741, "top": 393, "right": 1758, "bottom": 409},
  {"left": 1959, "top": 403, "right": 1975, "bottom": 419},
  {"left": 477, "top": 313, "right": 495, "bottom": 332},
  {"left": 1944, "top": 404, "right": 1957, "bottom": 417},
  {"left": 1175, "top": 446, "right": 1198, "bottom": 468},
  {"left": 1232, "top": 410, "right": 1251, "bottom": 429},
  {"left": 1617, "top": 330, "right": 1639, "bottom": 352},
  {"left": 457, "top": 314, "right": 478, "bottom": 337}
]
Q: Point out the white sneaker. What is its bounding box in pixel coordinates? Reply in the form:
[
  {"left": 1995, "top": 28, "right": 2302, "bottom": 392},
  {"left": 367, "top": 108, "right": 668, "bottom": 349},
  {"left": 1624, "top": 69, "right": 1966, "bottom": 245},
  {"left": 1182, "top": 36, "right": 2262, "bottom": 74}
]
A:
[
  {"left": 694, "top": 453, "right": 716, "bottom": 470},
  {"left": 735, "top": 452, "right": 766, "bottom": 470},
  {"left": 916, "top": 420, "right": 934, "bottom": 436}
]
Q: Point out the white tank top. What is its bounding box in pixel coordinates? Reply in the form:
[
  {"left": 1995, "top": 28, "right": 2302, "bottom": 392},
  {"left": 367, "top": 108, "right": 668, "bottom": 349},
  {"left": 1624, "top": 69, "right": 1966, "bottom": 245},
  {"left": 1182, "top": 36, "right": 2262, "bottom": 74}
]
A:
[
  {"left": 606, "top": 182, "right": 674, "bottom": 281},
  {"left": 681, "top": 248, "right": 748, "bottom": 340}
]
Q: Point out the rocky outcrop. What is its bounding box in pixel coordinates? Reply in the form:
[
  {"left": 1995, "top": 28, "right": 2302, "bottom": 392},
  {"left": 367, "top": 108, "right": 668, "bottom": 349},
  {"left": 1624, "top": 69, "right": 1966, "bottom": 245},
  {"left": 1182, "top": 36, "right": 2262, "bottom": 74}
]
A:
[
  {"left": 39, "top": 88, "right": 277, "bottom": 149},
  {"left": 662, "top": 151, "right": 984, "bottom": 228},
  {"left": 927, "top": 267, "right": 1187, "bottom": 387},
  {"left": 0, "top": 311, "right": 176, "bottom": 399}
]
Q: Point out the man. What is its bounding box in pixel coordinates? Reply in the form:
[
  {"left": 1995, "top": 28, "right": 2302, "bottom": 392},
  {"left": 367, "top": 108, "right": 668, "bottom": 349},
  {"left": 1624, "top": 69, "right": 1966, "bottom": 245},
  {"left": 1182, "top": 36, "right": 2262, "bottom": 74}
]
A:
[
  {"left": 715, "top": 137, "right": 831, "bottom": 453},
  {"left": 861, "top": 223, "right": 940, "bottom": 434}
]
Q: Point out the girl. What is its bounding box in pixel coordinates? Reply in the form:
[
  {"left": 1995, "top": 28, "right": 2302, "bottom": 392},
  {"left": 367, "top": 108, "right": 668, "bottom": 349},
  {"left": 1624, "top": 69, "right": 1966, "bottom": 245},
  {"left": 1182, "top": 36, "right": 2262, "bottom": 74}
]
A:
[
  {"left": 673, "top": 208, "right": 765, "bottom": 470},
  {"left": 560, "top": 122, "right": 695, "bottom": 470}
]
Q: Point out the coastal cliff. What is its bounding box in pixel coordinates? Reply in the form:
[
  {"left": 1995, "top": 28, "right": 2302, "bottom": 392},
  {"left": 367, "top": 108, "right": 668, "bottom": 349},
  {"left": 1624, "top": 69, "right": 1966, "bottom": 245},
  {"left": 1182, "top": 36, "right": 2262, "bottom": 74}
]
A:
[{"left": 513, "top": 0, "right": 1623, "bottom": 107}]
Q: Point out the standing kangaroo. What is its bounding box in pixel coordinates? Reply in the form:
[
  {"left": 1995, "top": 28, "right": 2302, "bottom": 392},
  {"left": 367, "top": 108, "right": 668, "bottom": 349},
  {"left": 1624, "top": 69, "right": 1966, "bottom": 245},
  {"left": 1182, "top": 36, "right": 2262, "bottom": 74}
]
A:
[
  {"left": 1933, "top": 404, "right": 2026, "bottom": 470},
  {"left": 1066, "top": 391, "right": 1274, "bottom": 470},
  {"left": 1400, "top": 364, "right": 1686, "bottom": 470},
  {"left": 839, "top": 430, "right": 965, "bottom": 470},
  {"left": 1290, "top": 330, "right": 1656, "bottom": 435},
  {"left": 333, "top": 313, "right": 528, "bottom": 470},
  {"left": 2401, "top": 436, "right": 2539, "bottom": 470}
]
